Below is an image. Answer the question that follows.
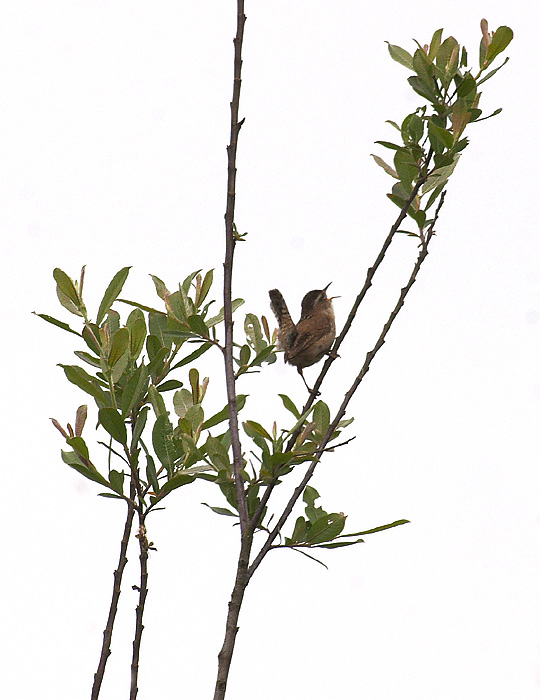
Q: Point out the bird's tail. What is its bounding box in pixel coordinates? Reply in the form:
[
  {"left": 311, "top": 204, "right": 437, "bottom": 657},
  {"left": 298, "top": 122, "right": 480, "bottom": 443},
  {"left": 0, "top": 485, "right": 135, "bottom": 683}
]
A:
[{"left": 269, "top": 289, "right": 296, "bottom": 344}]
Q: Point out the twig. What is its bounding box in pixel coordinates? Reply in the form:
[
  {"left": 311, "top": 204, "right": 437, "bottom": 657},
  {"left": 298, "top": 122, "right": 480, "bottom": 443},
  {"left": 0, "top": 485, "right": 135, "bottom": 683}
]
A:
[
  {"left": 213, "top": 4, "right": 252, "bottom": 700},
  {"left": 91, "top": 498, "right": 135, "bottom": 700},
  {"left": 222, "top": 0, "right": 248, "bottom": 535},
  {"left": 130, "top": 517, "right": 149, "bottom": 700},
  {"left": 248, "top": 191, "right": 447, "bottom": 578}
]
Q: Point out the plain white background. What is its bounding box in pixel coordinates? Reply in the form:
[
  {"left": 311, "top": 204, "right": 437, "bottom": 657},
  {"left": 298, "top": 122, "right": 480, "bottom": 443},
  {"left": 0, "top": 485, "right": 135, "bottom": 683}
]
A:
[{"left": 2, "top": 2, "right": 539, "bottom": 698}]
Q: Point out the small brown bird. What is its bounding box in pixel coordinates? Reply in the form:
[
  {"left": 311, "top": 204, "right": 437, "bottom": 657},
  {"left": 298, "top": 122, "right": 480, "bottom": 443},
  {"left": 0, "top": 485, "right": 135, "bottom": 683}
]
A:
[{"left": 269, "top": 284, "right": 337, "bottom": 392}]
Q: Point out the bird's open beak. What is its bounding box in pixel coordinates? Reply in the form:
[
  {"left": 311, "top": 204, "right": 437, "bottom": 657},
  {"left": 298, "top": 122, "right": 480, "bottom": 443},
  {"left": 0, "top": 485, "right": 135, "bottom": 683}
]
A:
[{"left": 323, "top": 282, "right": 339, "bottom": 300}]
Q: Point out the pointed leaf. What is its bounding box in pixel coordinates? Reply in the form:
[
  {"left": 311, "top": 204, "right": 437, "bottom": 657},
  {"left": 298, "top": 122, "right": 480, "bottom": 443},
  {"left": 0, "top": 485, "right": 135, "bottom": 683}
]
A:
[
  {"left": 34, "top": 313, "right": 82, "bottom": 337},
  {"left": 96, "top": 267, "right": 131, "bottom": 325},
  {"left": 99, "top": 407, "right": 127, "bottom": 445},
  {"left": 386, "top": 42, "right": 414, "bottom": 69}
]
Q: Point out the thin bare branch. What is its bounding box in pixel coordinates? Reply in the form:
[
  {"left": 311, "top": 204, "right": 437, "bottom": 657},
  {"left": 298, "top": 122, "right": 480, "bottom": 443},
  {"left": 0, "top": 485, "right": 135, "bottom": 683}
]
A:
[
  {"left": 222, "top": 0, "right": 249, "bottom": 535},
  {"left": 130, "top": 518, "right": 149, "bottom": 700},
  {"left": 91, "top": 499, "right": 135, "bottom": 700}
]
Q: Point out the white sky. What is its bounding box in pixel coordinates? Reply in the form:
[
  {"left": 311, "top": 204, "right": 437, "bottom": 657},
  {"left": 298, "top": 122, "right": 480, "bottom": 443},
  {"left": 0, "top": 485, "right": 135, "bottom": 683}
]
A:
[{"left": 2, "top": 2, "right": 540, "bottom": 699}]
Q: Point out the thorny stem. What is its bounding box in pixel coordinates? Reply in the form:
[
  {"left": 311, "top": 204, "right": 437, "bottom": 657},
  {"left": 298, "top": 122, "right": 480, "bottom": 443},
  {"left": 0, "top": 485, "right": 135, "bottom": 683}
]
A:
[
  {"left": 91, "top": 497, "right": 135, "bottom": 700},
  {"left": 248, "top": 192, "right": 447, "bottom": 578},
  {"left": 223, "top": 0, "right": 248, "bottom": 535}
]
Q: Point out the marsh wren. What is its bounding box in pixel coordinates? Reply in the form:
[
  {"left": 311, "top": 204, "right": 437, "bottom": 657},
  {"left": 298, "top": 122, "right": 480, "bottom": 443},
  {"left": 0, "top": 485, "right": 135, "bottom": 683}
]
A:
[{"left": 269, "top": 284, "right": 337, "bottom": 392}]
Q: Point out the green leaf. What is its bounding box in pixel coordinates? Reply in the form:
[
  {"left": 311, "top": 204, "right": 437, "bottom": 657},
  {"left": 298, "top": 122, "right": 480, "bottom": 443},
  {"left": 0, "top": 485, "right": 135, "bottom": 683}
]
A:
[
  {"left": 407, "top": 75, "right": 439, "bottom": 103},
  {"left": 313, "top": 401, "right": 330, "bottom": 435},
  {"left": 279, "top": 394, "right": 300, "bottom": 419},
  {"left": 165, "top": 290, "right": 189, "bottom": 323},
  {"left": 109, "top": 469, "right": 124, "bottom": 495},
  {"left": 452, "top": 99, "right": 471, "bottom": 141},
  {"left": 173, "top": 388, "right": 193, "bottom": 418},
  {"left": 205, "top": 436, "right": 231, "bottom": 470},
  {"left": 202, "top": 503, "right": 237, "bottom": 517},
  {"left": 316, "top": 538, "right": 364, "bottom": 549},
  {"left": 96, "top": 267, "right": 131, "bottom": 325},
  {"left": 243, "top": 420, "right": 272, "bottom": 441},
  {"left": 53, "top": 268, "right": 81, "bottom": 307},
  {"left": 201, "top": 394, "right": 246, "bottom": 430},
  {"left": 427, "top": 120, "right": 453, "bottom": 152},
  {"left": 289, "top": 516, "right": 308, "bottom": 544},
  {"left": 171, "top": 342, "right": 213, "bottom": 370},
  {"left": 187, "top": 315, "right": 209, "bottom": 337},
  {"left": 158, "top": 471, "right": 195, "bottom": 497},
  {"left": 371, "top": 154, "right": 398, "bottom": 179},
  {"left": 61, "top": 449, "right": 110, "bottom": 488},
  {"left": 182, "top": 269, "right": 202, "bottom": 294},
  {"left": 146, "top": 345, "right": 169, "bottom": 380},
  {"left": 74, "top": 351, "right": 102, "bottom": 368},
  {"left": 206, "top": 299, "right": 245, "bottom": 327},
  {"left": 82, "top": 324, "right": 102, "bottom": 355},
  {"left": 456, "top": 73, "right": 476, "bottom": 99},
  {"left": 146, "top": 455, "right": 159, "bottom": 493},
  {"left": 436, "top": 36, "right": 458, "bottom": 71},
  {"left": 476, "top": 57, "right": 509, "bottom": 86},
  {"left": 486, "top": 26, "right": 513, "bottom": 65},
  {"left": 186, "top": 404, "right": 204, "bottom": 434},
  {"left": 130, "top": 406, "right": 148, "bottom": 451},
  {"left": 59, "top": 365, "right": 111, "bottom": 407},
  {"left": 344, "top": 519, "right": 410, "bottom": 537},
  {"left": 428, "top": 28, "right": 443, "bottom": 61},
  {"left": 128, "top": 318, "right": 147, "bottom": 360},
  {"left": 150, "top": 274, "right": 170, "bottom": 300},
  {"left": 108, "top": 327, "right": 130, "bottom": 367},
  {"left": 121, "top": 365, "right": 150, "bottom": 417},
  {"left": 198, "top": 269, "right": 214, "bottom": 308},
  {"left": 34, "top": 313, "right": 82, "bottom": 337},
  {"left": 157, "top": 379, "right": 183, "bottom": 392},
  {"left": 394, "top": 150, "right": 418, "bottom": 187},
  {"left": 306, "top": 513, "right": 346, "bottom": 545},
  {"left": 303, "top": 485, "right": 320, "bottom": 507},
  {"left": 66, "top": 436, "right": 89, "bottom": 460},
  {"left": 244, "top": 313, "right": 266, "bottom": 354},
  {"left": 374, "top": 140, "right": 407, "bottom": 152},
  {"left": 386, "top": 42, "right": 414, "bottom": 70},
  {"left": 250, "top": 345, "right": 275, "bottom": 367},
  {"left": 99, "top": 407, "right": 127, "bottom": 445},
  {"left": 152, "top": 414, "right": 178, "bottom": 467},
  {"left": 148, "top": 384, "right": 168, "bottom": 418},
  {"left": 149, "top": 312, "right": 173, "bottom": 349}
]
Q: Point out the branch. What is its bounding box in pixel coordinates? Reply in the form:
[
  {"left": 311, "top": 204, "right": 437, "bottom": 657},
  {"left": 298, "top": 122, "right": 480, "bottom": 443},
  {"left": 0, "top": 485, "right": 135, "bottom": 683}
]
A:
[
  {"left": 130, "top": 518, "right": 150, "bottom": 700},
  {"left": 248, "top": 162, "right": 434, "bottom": 533},
  {"left": 248, "top": 191, "right": 447, "bottom": 578},
  {"left": 222, "top": 0, "right": 248, "bottom": 535},
  {"left": 91, "top": 498, "right": 135, "bottom": 700}
]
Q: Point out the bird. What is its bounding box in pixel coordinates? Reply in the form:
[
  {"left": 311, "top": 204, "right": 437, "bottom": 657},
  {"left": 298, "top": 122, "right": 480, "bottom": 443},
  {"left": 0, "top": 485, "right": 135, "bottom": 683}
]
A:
[{"left": 269, "top": 284, "right": 337, "bottom": 392}]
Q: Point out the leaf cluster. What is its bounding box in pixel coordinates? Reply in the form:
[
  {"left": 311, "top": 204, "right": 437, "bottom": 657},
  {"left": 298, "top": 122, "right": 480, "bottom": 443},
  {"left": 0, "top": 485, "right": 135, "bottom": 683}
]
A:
[{"left": 376, "top": 20, "right": 512, "bottom": 237}]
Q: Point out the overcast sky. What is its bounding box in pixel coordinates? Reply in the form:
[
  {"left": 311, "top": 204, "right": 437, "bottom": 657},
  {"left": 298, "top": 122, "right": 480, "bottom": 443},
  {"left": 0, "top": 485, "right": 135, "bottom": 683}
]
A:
[{"left": 2, "top": 1, "right": 540, "bottom": 699}]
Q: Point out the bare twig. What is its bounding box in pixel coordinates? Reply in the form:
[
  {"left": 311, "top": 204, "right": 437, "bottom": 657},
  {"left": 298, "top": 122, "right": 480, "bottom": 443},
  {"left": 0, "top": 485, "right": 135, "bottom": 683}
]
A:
[
  {"left": 213, "top": 4, "right": 252, "bottom": 699},
  {"left": 130, "top": 517, "right": 149, "bottom": 700},
  {"left": 223, "top": 0, "right": 248, "bottom": 535},
  {"left": 91, "top": 498, "right": 135, "bottom": 700},
  {"left": 248, "top": 192, "right": 447, "bottom": 578}
]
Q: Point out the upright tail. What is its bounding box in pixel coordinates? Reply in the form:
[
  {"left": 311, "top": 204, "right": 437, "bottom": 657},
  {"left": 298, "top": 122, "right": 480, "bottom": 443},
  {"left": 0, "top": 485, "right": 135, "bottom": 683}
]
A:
[{"left": 269, "top": 289, "right": 297, "bottom": 351}]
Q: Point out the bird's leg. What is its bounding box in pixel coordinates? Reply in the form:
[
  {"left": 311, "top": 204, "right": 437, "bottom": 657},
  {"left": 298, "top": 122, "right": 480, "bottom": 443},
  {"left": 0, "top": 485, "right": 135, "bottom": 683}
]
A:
[{"left": 298, "top": 367, "right": 320, "bottom": 396}]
